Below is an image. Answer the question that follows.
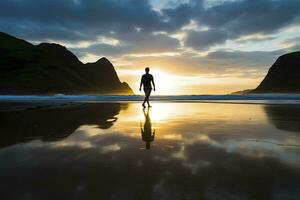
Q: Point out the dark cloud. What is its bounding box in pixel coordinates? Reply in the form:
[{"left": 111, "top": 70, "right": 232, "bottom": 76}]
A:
[
  {"left": 72, "top": 32, "right": 180, "bottom": 57},
  {"left": 201, "top": 0, "right": 300, "bottom": 35},
  {"left": 0, "top": 0, "right": 165, "bottom": 41},
  {"left": 0, "top": 0, "right": 299, "bottom": 53},
  {"left": 184, "top": 28, "right": 231, "bottom": 50},
  {"left": 0, "top": 20, "right": 94, "bottom": 41},
  {"left": 207, "top": 50, "right": 283, "bottom": 61},
  {"left": 162, "top": 2, "right": 200, "bottom": 31},
  {"left": 206, "top": 49, "right": 284, "bottom": 70},
  {"left": 165, "top": 0, "right": 300, "bottom": 49}
]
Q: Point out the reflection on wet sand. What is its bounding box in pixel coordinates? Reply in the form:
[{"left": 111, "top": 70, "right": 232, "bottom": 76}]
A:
[
  {"left": 0, "top": 103, "right": 127, "bottom": 148},
  {"left": 141, "top": 108, "right": 155, "bottom": 149},
  {"left": 264, "top": 105, "right": 300, "bottom": 132},
  {"left": 0, "top": 102, "right": 299, "bottom": 200}
]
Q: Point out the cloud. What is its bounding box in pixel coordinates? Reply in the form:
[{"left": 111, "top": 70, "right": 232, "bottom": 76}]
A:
[
  {"left": 200, "top": 0, "right": 300, "bottom": 34},
  {"left": 164, "top": 0, "right": 300, "bottom": 49},
  {"left": 281, "top": 36, "right": 300, "bottom": 51},
  {"left": 72, "top": 32, "right": 180, "bottom": 58},
  {"left": 0, "top": 0, "right": 300, "bottom": 93},
  {"left": 204, "top": 49, "right": 284, "bottom": 77},
  {"left": 0, "top": 0, "right": 165, "bottom": 41},
  {"left": 162, "top": 2, "right": 200, "bottom": 31},
  {"left": 206, "top": 49, "right": 283, "bottom": 63},
  {"left": 0, "top": 0, "right": 299, "bottom": 51},
  {"left": 184, "top": 28, "right": 231, "bottom": 50}
]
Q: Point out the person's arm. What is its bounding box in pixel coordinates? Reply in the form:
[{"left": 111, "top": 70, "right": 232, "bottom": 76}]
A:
[
  {"left": 152, "top": 75, "right": 156, "bottom": 91},
  {"left": 139, "top": 76, "right": 143, "bottom": 91}
]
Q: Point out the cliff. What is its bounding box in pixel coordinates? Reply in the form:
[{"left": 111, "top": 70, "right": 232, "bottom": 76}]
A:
[{"left": 0, "top": 32, "right": 133, "bottom": 95}]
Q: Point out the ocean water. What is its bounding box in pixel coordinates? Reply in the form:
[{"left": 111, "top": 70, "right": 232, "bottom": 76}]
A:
[{"left": 1, "top": 93, "right": 300, "bottom": 104}]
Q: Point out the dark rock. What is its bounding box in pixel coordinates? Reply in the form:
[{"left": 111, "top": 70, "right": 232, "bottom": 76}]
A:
[
  {"left": 0, "top": 32, "right": 133, "bottom": 95},
  {"left": 252, "top": 51, "right": 300, "bottom": 93}
]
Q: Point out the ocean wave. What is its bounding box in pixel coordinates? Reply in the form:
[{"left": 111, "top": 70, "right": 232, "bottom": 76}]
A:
[{"left": 1, "top": 94, "right": 300, "bottom": 104}]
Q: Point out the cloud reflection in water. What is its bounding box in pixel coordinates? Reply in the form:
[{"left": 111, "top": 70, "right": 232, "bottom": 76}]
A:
[{"left": 0, "top": 102, "right": 299, "bottom": 200}]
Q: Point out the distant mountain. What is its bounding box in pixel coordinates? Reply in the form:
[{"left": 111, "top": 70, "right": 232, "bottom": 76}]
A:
[
  {"left": 232, "top": 51, "right": 300, "bottom": 94},
  {"left": 0, "top": 32, "right": 133, "bottom": 95},
  {"left": 251, "top": 51, "right": 300, "bottom": 93},
  {"left": 231, "top": 89, "right": 253, "bottom": 95}
]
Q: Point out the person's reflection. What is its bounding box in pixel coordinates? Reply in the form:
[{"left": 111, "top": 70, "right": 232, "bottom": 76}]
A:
[{"left": 141, "top": 108, "right": 155, "bottom": 150}]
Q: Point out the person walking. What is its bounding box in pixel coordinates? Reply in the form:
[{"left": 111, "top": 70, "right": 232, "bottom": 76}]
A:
[{"left": 139, "top": 67, "right": 155, "bottom": 108}]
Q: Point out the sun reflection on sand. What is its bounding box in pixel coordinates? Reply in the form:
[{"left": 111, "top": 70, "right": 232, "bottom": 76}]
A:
[
  {"left": 116, "top": 103, "right": 174, "bottom": 122},
  {"left": 76, "top": 102, "right": 271, "bottom": 144},
  {"left": 1, "top": 102, "right": 299, "bottom": 199},
  {"left": 37, "top": 102, "right": 300, "bottom": 167}
]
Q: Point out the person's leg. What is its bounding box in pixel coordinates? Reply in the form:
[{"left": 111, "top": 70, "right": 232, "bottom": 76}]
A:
[
  {"left": 142, "top": 89, "right": 147, "bottom": 108},
  {"left": 146, "top": 89, "right": 152, "bottom": 107},
  {"left": 145, "top": 95, "right": 150, "bottom": 107}
]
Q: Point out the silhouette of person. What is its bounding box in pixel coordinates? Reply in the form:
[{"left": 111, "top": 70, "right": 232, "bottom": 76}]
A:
[
  {"left": 139, "top": 67, "right": 155, "bottom": 108},
  {"left": 140, "top": 108, "right": 155, "bottom": 150}
]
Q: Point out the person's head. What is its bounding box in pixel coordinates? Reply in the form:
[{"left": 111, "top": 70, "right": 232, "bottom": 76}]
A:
[{"left": 145, "top": 67, "right": 150, "bottom": 73}]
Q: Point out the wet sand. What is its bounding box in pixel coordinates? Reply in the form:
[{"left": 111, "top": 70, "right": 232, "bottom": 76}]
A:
[{"left": 0, "top": 102, "right": 299, "bottom": 200}]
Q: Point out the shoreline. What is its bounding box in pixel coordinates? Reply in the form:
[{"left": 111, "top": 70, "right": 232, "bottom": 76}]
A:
[{"left": 1, "top": 100, "right": 300, "bottom": 112}]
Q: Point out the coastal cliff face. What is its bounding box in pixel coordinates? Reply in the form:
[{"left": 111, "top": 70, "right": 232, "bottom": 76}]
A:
[
  {"left": 252, "top": 51, "right": 300, "bottom": 93},
  {"left": 0, "top": 32, "right": 133, "bottom": 95}
]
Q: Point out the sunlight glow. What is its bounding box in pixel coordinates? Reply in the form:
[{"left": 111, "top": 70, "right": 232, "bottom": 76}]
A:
[
  {"left": 152, "top": 70, "right": 180, "bottom": 95},
  {"left": 145, "top": 103, "right": 173, "bottom": 121},
  {"left": 118, "top": 68, "right": 260, "bottom": 95}
]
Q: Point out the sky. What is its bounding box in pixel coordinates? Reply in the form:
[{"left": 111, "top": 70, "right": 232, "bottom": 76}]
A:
[{"left": 0, "top": 0, "right": 300, "bottom": 95}]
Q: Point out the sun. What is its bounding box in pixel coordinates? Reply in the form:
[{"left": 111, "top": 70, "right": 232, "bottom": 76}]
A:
[
  {"left": 118, "top": 67, "right": 183, "bottom": 95},
  {"left": 151, "top": 70, "right": 179, "bottom": 95}
]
